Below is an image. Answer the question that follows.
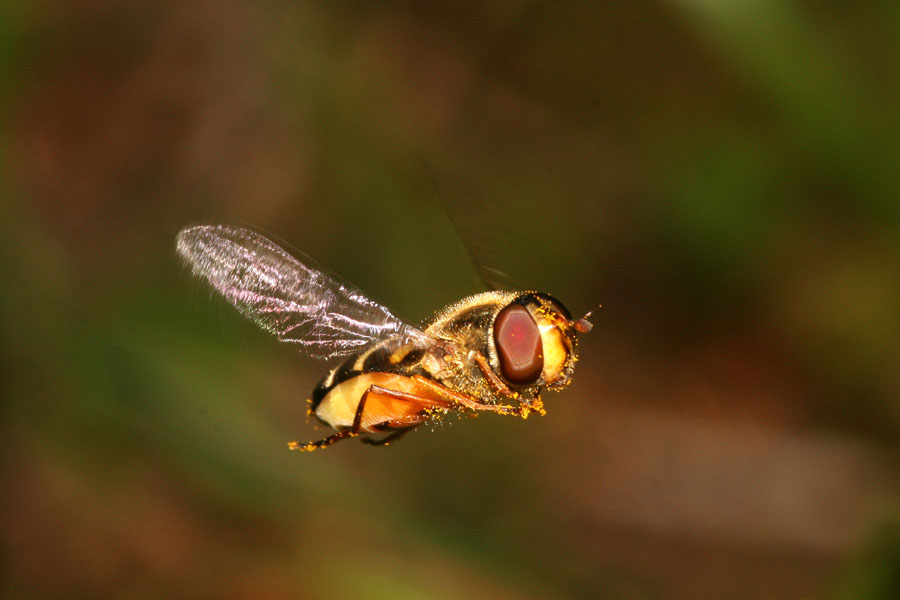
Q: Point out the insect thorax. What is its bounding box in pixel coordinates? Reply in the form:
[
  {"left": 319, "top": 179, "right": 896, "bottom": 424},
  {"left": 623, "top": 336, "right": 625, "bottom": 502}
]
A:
[{"left": 423, "top": 291, "right": 536, "bottom": 403}]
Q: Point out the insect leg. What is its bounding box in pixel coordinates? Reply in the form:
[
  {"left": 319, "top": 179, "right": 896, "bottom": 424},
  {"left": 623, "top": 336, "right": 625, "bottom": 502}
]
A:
[
  {"left": 366, "top": 384, "right": 454, "bottom": 410},
  {"left": 360, "top": 426, "right": 417, "bottom": 447},
  {"left": 410, "top": 375, "right": 535, "bottom": 418},
  {"left": 472, "top": 352, "right": 517, "bottom": 398},
  {"left": 472, "top": 352, "right": 546, "bottom": 416},
  {"left": 526, "top": 390, "right": 546, "bottom": 415},
  {"left": 288, "top": 429, "right": 354, "bottom": 452}
]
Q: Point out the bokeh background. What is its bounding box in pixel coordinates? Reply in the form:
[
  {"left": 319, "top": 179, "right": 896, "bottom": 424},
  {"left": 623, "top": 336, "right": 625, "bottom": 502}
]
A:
[{"left": 2, "top": 2, "right": 899, "bottom": 599}]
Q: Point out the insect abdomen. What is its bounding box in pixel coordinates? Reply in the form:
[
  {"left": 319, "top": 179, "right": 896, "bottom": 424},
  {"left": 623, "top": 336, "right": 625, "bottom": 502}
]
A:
[
  {"left": 309, "top": 338, "right": 427, "bottom": 418},
  {"left": 313, "top": 372, "right": 445, "bottom": 432}
]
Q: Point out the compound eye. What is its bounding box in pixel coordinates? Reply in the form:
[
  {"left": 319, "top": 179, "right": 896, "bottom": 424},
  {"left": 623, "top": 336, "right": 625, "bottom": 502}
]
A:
[{"left": 493, "top": 304, "right": 544, "bottom": 385}]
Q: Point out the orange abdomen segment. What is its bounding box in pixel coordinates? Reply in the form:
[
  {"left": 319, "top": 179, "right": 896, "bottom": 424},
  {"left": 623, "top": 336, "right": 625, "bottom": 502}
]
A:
[{"left": 314, "top": 373, "right": 447, "bottom": 432}]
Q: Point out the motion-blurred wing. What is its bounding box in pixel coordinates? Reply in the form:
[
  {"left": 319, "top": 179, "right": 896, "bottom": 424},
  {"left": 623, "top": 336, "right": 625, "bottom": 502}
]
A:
[{"left": 176, "top": 224, "right": 431, "bottom": 359}]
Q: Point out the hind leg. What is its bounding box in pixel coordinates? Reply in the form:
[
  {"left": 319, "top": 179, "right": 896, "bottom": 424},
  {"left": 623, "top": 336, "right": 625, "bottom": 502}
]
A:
[{"left": 360, "top": 424, "right": 418, "bottom": 447}]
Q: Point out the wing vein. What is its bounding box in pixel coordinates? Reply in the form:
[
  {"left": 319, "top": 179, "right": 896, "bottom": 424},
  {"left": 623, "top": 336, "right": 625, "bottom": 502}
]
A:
[{"left": 176, "top": 224, "right": 432, "bottom": 360}]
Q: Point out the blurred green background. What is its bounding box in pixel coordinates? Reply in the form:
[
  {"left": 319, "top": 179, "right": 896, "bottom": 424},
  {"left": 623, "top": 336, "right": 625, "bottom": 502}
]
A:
[{"left": 2, "top": 1, "right": 899, "bottom": 599}]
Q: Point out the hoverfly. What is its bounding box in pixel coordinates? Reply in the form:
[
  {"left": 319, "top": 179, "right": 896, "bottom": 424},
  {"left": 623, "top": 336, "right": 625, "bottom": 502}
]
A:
[{"left": 176, "top": 224, "right": 592, "bottom": 451}]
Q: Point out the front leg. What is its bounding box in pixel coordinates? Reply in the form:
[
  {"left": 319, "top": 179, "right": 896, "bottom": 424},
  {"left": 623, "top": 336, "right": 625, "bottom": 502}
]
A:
[
  {"left": 471, "top": 353, "right": 546, "bottom": 417},
  {"left": 410, "top": 375, "right": 539, "bottom": 419},
  {"left": 472, "top": 352, "right": 518, "bottom": 398}
]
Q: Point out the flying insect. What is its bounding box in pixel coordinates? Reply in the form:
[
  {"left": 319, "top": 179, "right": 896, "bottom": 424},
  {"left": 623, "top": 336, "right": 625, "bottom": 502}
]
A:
[{"left": 176, "top": 224, "right": 592, "bottom": 451}]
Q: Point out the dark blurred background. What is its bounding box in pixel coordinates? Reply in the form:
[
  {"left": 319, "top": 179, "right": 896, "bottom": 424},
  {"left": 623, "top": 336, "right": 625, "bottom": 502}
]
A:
[{"left": 2, "top": 2, "right": 898, "bottom": 599}]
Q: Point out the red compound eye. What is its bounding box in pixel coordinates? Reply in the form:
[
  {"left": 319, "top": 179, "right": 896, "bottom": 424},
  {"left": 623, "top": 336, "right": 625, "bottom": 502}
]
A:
[{"left": 493, "top": 304, "right": 544, "bottom": 385}]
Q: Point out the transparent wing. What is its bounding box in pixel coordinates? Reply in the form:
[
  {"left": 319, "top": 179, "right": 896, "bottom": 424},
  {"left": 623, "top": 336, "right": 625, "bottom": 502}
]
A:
[{"left": 176, "top": 224, "right": 432, "bottom": 359}]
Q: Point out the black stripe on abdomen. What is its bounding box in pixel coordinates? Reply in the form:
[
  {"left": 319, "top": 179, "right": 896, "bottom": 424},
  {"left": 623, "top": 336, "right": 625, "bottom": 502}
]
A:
[{"left": 310, "top": 354, "right": 361, "bottom": 411}]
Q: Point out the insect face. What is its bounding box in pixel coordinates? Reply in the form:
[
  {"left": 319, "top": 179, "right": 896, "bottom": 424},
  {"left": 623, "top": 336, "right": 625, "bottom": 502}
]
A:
[{"left": 490, "top": 293, "right": 582, "bottom": 391}]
